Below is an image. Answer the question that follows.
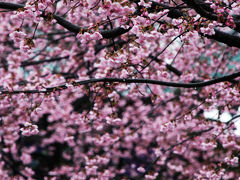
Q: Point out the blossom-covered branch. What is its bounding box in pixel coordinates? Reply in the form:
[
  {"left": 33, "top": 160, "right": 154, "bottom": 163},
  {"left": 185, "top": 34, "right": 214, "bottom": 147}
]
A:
[
  {"left": 1, "top": 71, "right": 239, "bottom": 95},
  {"left": 0, "top": 2, "right": 131, "bottom": 39},
  {"left": 0, "top": 1, "right": 240, "bottom": 47}
]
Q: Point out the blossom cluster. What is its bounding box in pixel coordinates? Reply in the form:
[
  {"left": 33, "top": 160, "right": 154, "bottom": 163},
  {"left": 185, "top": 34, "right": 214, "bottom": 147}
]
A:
[{"left": 0, "top": 0, "right": 239, "bottom": 179}]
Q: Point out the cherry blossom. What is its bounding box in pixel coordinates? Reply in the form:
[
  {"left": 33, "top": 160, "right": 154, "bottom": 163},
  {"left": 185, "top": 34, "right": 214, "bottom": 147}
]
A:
[
  {"left": 0, "top": 0, "right": 239, "bottom": 179},
  {"left": 20, "top": 122, "right": 39, "bottom": 136}
]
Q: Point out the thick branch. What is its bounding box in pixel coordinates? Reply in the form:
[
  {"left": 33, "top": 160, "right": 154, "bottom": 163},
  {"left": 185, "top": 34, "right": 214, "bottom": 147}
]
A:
[
  {"left": 149, "top": 1, "right": 185, "bottom": 19},
  {"left": 205, "top": 29, "right": 240, "bottom": 48},
  {"left": 1, "top": 71, "right": 239, "bottom": 94},
  {"left": 72, "top": 71, "right": 240, "bottom": 88},
  {"left": 182, "top": 0, "right": 240, "bottom": 32},
  {"left": 52, "top": 15, "right": 131, "bottom": 38},
  {"left": 0, "top": 2, "right": 23, "bottom": 10},
  {"left": 149, "top": 1, "right": 240, "bottom": 48},
  {"left": 0, "top": 2, "right": 131, "bottom": 39}
]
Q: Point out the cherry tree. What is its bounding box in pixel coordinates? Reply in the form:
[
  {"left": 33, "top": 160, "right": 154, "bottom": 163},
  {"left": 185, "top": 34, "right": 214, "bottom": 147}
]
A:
[{"left": 0, "top": 0, "right": 240, "bottom": 179}]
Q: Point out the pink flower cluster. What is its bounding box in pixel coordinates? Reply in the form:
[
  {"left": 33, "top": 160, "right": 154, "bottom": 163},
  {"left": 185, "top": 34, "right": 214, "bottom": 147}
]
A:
[
  {"left": 20, "top": 122, "right": 39, "bottom": 136},
  {"left": 200, "top": 23, "right": 216, "bottom": 35},
  {"left": 9, "top": 31, "right": 26, "bottom": 44},
  {"left": 0, "top": 0, "right": 240, "bottom": 179},
  {"left": 77, "top": 32, "right": 102, "bottom": 44}
]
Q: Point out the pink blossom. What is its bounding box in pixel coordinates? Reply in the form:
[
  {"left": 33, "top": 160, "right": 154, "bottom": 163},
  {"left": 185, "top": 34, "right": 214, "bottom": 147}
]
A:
[
  {"left": 137, "top": 167, "right": 145, "bottom": 173},
  {"left": 0, "top": 1, "right": 240, "bottom": 179},
  {"left": 20, "top": 122, "right": 39, "bottom": 136},
  {"left": 20, "top": 152, "right": 32, "bottom": 164},
  {"left": 9, "top": 31, "right": 26, "bottom": 43}
]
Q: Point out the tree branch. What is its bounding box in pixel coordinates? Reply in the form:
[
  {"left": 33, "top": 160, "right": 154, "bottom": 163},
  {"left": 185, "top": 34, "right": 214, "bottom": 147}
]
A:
[
  {"left": 205, "top": 29, "right": 240, "bottom": 48},
  {"left": 149, "top": 1, "right": 240, "bottom": 48},
  {"left": 1, "top": 2, "right": 240, "bottom": 47},
  {"left": 0, "top": 2, "right": 23, "bottom": 10},
  {"left": 182, "top": 0, "right": 240, "bottom": 32},
  {"left": 0, "top": 2, "right": 131, "bottom": 39},
  {"left": 21, "top": 56, "right": 69, "bottom": 67},
  {"left": 1, "top": 71, "right": 239, "bottom": 94}
]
